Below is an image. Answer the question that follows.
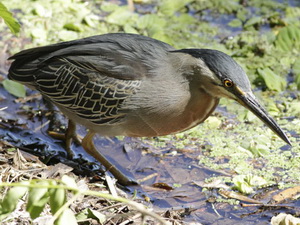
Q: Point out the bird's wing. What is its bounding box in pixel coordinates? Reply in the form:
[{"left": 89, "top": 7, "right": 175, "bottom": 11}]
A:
[
  {"left": 35, "top": 56, "right": 142, "bottom": 125},
  {"left": 9, "top": 33, "right": 174, "bottom": 80},
  {"left": 8, "top": 34, "right": 173, "bottom": 125}
]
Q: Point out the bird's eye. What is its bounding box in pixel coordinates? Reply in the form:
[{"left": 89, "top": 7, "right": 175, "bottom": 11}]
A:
[{"left": 223, "top": 78, "right": 233, "bottom": 88}]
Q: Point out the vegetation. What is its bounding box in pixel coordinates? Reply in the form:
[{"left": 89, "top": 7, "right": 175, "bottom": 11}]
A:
[{"left": 0, "top": 0, "right": 299, "bottom": 224}]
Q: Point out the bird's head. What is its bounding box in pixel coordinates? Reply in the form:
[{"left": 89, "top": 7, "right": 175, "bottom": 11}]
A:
[{"left": 172, "top": 49, "right": 291, "bottom": 145}]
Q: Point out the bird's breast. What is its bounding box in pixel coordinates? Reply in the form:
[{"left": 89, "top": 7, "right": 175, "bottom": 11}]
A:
[
  {"left": 121, "top": 87, "right": 219, "bottom": 137},
  {"left": 169, "top": 89, "right": 220, "bottom": 133}
]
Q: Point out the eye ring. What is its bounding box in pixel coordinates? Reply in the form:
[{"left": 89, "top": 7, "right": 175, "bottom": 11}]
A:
[{"left": 223, "top": 78, "right": 233, "bottom": 88}]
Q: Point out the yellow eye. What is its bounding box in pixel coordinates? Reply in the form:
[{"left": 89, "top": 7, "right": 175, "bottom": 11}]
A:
[{"left": 224, "top": 79, "right": 233, "bottom": 88}]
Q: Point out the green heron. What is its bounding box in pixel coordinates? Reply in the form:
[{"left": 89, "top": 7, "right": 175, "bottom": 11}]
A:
[{"left": 8, "top": 33, "right": 291, "bottom": 185}]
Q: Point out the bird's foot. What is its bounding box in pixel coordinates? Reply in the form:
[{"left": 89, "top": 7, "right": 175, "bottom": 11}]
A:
[
  {"left": 82, "top": 131, "right": 137, "bottom": 186},
  {"left": 48, "top": 120, "right": 81, "bottom": 158}
]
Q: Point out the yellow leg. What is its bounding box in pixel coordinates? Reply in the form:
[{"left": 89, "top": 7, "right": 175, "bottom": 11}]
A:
[
  {"left": 48, "top": 120, "right": 81, "bottom": 158},
  {"left": 65, "top": 120, "right": 81, "bottom": 146},
  {"left": 82, "top": 131, "right": 137, "bottom": 186}
]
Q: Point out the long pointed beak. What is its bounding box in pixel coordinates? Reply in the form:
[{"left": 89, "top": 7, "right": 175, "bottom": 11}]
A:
[{"left": 235, "top": 89, "right": 291, "bottom": 146}]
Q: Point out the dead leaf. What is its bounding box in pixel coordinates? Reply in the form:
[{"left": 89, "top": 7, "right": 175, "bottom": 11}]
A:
[
  {"left": 13, "top": 149, "right": 28, "bottom": 169},
  {"left": 219, "top": 189, "right": 263, "bottom": 204},
  {"left": 271, "top": 213, "right": 300, "bottom": 225},
  {"left": 193, "top": 179, "right": 230, "bottom": 190},
  {"left": 272, "top": 186, "right": 300, "bottom": 203},
  {"left": 19, "top": 150, "right": 43, "bottom": 163},
  {"left": 40, "top": 163, "right": 73, "bottom": 179},
  {"left": 15, "top": 93, "right": 41, "bottom": 103},
  {"left": 137, "top": 172, "right": 158, "bottom": 183},
  {"left": 152, "top": 182, "right": 173, "bottom": 191}
]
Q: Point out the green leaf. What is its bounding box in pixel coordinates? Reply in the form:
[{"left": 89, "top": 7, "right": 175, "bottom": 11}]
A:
[
  {"left": 0, "top": 2, "right": 20, "bottom": 34},
  {"left": 233, "top": 174, "right": 267, "bottom": 194},
  {"left": 55, "top": 208, "right": 77, "bottom": 225},
  {"left": 57, "top": 30, "right": 78, "bottom": 41},
  {"left": 293, "top": 58, "right": 300, "bottom": 90},
  {"left": 2, "top": 79, "right": 26, "bottom": 98},
  {"left": 26, "top": 182, "right": 49, "bottom": 219},
  {"left": 240, "top": 134, "right": 271, "bottom": 157},
  {"left": 32, "top": 4, "right": 47, "bottom": 17},
  {"left": 0, "top": 183, "right": 28, "bottom": 214},
  {"left": 275, "top": 25, "right": 300, "bottom": 52},
  {"left": 159, "top": 0, "right": 193, "bottom": 16},
  {"left": 76, "top": 208, "right": 106, "bottom": 224},
  {"left": 136, "top": 14, "right": 167, "bottom": 31},
  {"left": 30, "top": 27, "right": 47, "bottom": 40},
  {"left": 287, "top": 102, "right": 300, "bottom": 116},
  {"left": 61, "top": 175, "right": 77, "bottom": 189},
  {"left": 63, "top": 23, "right": 82, "bottom": 32},
  {"left": 244, "top": 16, "right": 262, "bottom": 28},
  {"left": 100, "top": 2, "right": 119, "bottom": 12},
  {"left": 106, "top": 6, "right": 136, "bottom": 26},
  {"left": 257, "top": 68, "right": 286, "bottom": 92},
  {"left": 27, "top": 194, "right": 49, "bottom": 219},
  {"left": 236, "top": 8, "right": 247, "bottom": 22},
  {"left": 75, "top": 209, "right": 87, "bottom": 221},
  {"left": 204, "top": 116, "right": 222, "bottom": 129},
  {"left": 87, "top": 209, "right": 106, "bottom": 223},
  {"left": 228, "top": 18, "right": 242, "bottom": 28},
  {"left": 83, "top": 15, "right": 97, "bottom": 27},
  {"left": 123, "top": 24, "right": 139, "bottom": 34},
  {"left": 49, "top": 187, "right": 66, "bottom": 214}
]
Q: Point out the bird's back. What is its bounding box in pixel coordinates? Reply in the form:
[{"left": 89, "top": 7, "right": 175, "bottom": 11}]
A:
[
  {"left": 8, "top": 33, "right": 179, "bottom": 130},
  {"left": 8, "top": 33, "right": 174, "bottom": 84}
]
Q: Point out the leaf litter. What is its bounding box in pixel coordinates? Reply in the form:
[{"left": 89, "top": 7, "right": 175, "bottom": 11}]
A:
[{"left": 0, "top": 0, "right": 300, "bottom": 224}]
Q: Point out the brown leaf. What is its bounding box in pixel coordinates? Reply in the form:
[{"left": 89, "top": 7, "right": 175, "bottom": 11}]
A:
[
  {"left": 152, "top": 182, "right": 174, "bottom": 191},
  {"left": 219, "top": 189, "right": 263, "bottom": 204},
  {"left": 40, "top": 163, "right": 73, "bottom": 179},
  {"left": 271, "top": 186, "right": 300, "bottom": 203}
]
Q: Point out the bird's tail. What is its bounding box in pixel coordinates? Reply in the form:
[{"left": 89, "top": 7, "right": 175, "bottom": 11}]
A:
[{"left": 8, "top": 59, "right": 37, "bottom": 86}]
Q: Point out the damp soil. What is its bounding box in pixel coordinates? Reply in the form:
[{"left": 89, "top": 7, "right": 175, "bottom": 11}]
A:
[{"left": 1, "top": 0, "right": 300, "bottom": 224}]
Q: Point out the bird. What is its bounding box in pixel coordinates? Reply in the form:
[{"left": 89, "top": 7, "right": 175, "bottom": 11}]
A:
[{"left": 8, "top": 33, "right": 291, "bottom": 185}]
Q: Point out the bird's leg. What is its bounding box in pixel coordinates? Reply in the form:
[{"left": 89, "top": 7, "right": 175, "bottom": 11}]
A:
[
  {"left": 65, "top": 120, "right": 81, "bottom": 146},
  {"left": 82, "top": 131, "right": 137, "bottom": 186},
  {"left": 49, "top": 120, "right": 82, "bottom": 158},
  {"left": 63, "top": 120, "right": 81, "bottom": 157}
]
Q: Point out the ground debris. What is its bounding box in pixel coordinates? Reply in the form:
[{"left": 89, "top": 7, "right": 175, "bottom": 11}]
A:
[
  {"left": 0, "top": 140, "right": 176, "bottom": 225},
  {"left": 271, "top": 213, "right": 300, "bottom": 225}
]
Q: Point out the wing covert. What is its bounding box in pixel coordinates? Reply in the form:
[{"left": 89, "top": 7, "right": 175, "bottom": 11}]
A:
[{"left": 36, "top": 57, "right": 141, "bottom": 125}]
